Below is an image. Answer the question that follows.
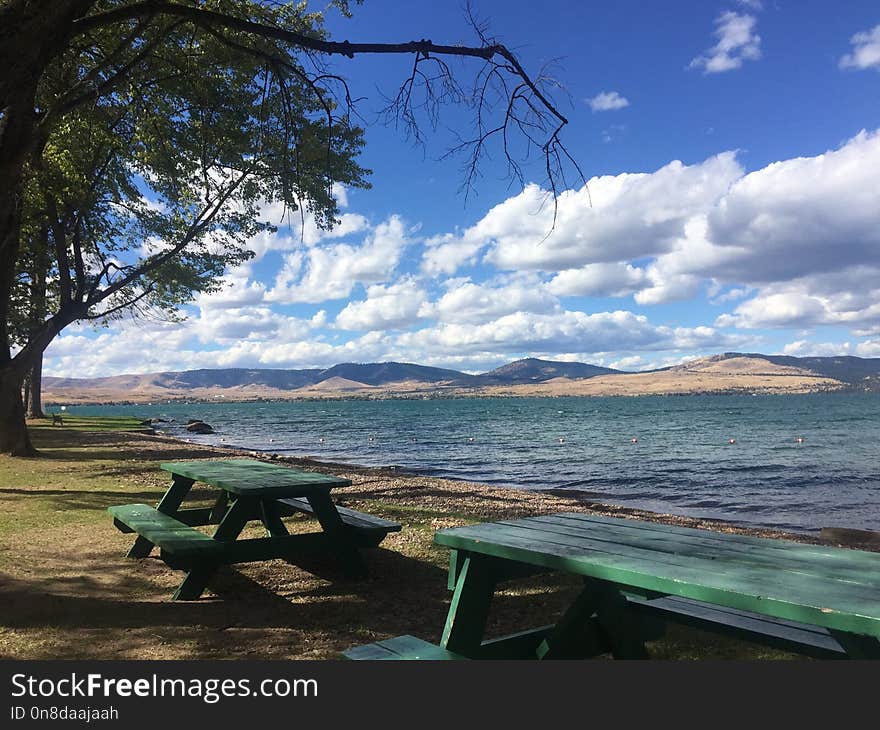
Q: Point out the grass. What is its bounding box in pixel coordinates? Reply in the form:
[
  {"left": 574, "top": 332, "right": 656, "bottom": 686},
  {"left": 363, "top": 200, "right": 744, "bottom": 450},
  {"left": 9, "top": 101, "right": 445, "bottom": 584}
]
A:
[
  {"left": 0, "top": 417, "right": 803, "bottom": 660},
  {"left": 28, "top": 414, "right": 151, "bottom": 433}
]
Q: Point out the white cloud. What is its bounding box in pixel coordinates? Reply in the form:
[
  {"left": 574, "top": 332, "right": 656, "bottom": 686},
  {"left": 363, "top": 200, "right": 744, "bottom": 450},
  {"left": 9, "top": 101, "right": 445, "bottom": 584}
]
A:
[
  {"left": 396, "top": 310, "right": 740, "bottom": 357},
  {"left": 588, "top": 91, "right": 630, "bottom": 112},
  {"left": 430, "top": 277, "right": 559, "bottom": 323},
  {"left": 335, "top": 279, "right": 428, "bottom": 331},
  {"left": 840, "top": 25, "right": 880, "bottom": 71},
  {"left": 424, "top": 153, "right": 742, "bottom": 277},
  {"left": 855, "top": 340, "right": 880, "bottom": 357},
  {"left": 690, "top": 11, "right": 762, "bottom": 73},
  {"left": 548, "top": 263, "right": 648, "bottom": 298},
  {"left": 783, "top": 340, "right": 852, "bottom": 357},
  {"left": 267, "top": 216, "right": 410, "bottom": 303},
  {"left": 714, "top": 266, "right": 880, "bottom": 331}
]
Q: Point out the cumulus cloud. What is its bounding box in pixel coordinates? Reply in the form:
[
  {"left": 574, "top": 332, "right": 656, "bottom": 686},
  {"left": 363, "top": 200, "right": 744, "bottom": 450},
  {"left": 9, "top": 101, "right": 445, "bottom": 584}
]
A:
[
  {"left": 429, "top": 277, "right": 559, "bottom": 323},
  {"left": 335, "top": 279, "right": 429, "bottom": 331},
  {"left": 422, "top": 153, "right": 742, "bottom": 277},
  {"left": 690, "top": 11, "right": 762, "bottom": 73},
  {"left": 548, "top": 263, "right": 649, "bottom": 298},
  {"left": 588, "top": 91, "right": 630, "bottom": 112},
  {"left": 783, "top": 340, "right": 852, "bottom": 357},
  {"left": 267, "top": 216, "right": 410, "bottom": 303},
  {"left": 840, "top": 25, "right": 880, "bottom": 71},
  {"left": 396, "top": 310, "right": 740, "bottom": 357}
]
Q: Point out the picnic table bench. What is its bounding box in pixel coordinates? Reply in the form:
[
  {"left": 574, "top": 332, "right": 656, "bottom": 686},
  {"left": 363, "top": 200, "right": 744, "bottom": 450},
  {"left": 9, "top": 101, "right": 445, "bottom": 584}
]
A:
[
  {"left": 345, "top": 512, "right": 880, "bottom": 660},
  {"left": 109, "top": 458, "right": 400, "bottom": 600}
]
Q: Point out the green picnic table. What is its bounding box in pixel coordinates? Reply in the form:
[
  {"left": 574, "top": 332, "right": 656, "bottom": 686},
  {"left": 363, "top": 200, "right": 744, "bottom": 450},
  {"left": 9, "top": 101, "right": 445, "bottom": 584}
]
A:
[
  {"left": 345, "top": 512, "right": 880, "bottom": 659},
  {"left": 109, "top": 458, "right": 400, "bottom": 600}
]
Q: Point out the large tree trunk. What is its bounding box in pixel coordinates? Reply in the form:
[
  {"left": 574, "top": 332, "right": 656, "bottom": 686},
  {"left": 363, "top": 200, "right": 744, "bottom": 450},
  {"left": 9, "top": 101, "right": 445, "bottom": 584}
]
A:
[
  {"left": 0, "top": 0, "right": 94, "bottom": 455},
  {"left": 0, "top": 365, "right": 35, "bottom": 456},
  {"left": 25, "top": 353, "right": 44, "bottom": 419}
]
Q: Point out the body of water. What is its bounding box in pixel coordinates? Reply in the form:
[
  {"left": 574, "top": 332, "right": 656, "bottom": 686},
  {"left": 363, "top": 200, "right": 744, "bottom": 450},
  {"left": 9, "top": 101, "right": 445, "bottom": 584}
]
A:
[{"left": 68, "top": 393, "right": 880, "bottom": 534}]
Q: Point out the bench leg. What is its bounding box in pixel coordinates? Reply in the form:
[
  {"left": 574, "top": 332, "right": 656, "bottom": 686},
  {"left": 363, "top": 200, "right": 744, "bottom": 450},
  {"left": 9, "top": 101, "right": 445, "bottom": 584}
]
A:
[
  {"left": 441, "top": 553, "right": 496, "bottom": 656},
  {"left": 172, "top": 565, "right": 218, "bottom": 601},
  {"left": 126, "top": 475, "right": 195, "bottom": 558},
  {"left": 306, "top": 493, "right": 367, "bottom": 578},
  {"left": 830, "top": 631, "right": 880, "bottom": 659},
  {"left": 126, "top": 536, "right": 155, "bottom": 559}
]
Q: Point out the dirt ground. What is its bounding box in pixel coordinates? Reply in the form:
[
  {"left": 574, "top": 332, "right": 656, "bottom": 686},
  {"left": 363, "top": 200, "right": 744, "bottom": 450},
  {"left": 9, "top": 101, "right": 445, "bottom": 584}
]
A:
[{"left": 0, "top": 428, "right": 839, "bottom": 660}]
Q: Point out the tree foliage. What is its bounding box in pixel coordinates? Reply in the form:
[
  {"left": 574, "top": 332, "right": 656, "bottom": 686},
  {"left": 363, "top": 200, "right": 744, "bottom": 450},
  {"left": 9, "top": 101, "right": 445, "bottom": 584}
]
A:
[{"left": 0, "top": 0, "right": 578, "bottom": 455}]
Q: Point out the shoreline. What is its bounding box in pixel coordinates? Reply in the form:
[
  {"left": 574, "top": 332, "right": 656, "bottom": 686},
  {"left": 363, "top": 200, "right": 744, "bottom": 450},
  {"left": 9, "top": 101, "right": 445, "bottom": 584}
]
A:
[
  {"left": 45, "top": 385, "right": 859, "bottom": 408},
  {"left": 145, "top": 430, "right": 833, "bottom": 547}
]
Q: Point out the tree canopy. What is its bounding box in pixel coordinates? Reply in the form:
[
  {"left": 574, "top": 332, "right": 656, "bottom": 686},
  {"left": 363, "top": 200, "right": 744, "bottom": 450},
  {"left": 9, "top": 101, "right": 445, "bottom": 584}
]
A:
[{"left": 0, "top": 0, "right": 578, "bottom": 455}]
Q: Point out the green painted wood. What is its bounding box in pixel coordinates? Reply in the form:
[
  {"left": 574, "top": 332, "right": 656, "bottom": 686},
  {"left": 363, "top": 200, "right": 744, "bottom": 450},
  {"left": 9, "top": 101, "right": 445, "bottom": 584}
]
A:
[
  {"left": 447, "top": 549, "right": 460, "bottom": 591},
  {"left": 109, "top": 504, "right": 219, "bottom": 557},
  {"left": 173, "top": 508, "right": 215, "bottom": 527},
  {"left": 169, "top": 496, "right": 257, "bottom": 600},
  {"left": 259, "top": 498, "right": 290, "bottom": 538},
  {"left": 344, "top": 635, "right": 467, "bottom": 660},
  {"left": 440, "top": 553, "right": 496, "bottom": 656},
  {"left": 277, "top": 497, "right": 401, "bottom": 533},
  {"left": 585, "top": 577, "right": 650, "bottom": 659},
  {"left": 306, "top": 492, "right": 368, "bottom": 578},
  {"left": 434, "top": 514, "right": 880, "bottom": 639},
  {"left": 535, "top": 584, "right": 606, "bottom": 660},
  {"left": 126, "top": 474, "right": 195, "bottom": 558},
  {"left": 482, "top": 517, "right": 880, "bottom": 603},
  {"left": 475, "top": 625, "right": 556, "bottom": 660},
  {"left": 160, "top": 459, "right": 350, "bottom": 497},
  {"left": 626, "top": 594, "right": 846, "bottom": 658},
  {"left": 533, "top": 514, "right": 880, "bottom": 584}
]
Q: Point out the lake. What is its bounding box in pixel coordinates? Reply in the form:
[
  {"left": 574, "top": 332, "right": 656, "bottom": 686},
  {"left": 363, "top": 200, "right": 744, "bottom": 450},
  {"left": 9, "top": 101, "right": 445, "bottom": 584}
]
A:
[{"left": 67, "top": 392, "right": 880, "bottom": 534}]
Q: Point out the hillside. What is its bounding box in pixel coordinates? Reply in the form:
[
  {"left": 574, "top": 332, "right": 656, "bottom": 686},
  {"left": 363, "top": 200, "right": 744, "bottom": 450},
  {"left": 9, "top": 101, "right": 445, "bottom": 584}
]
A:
[
  {"left": 482, "top": 357, "right": 620, "bottom": 384},
  {"left": 40, "top": 353, "right": 880, "bottom": 404}
]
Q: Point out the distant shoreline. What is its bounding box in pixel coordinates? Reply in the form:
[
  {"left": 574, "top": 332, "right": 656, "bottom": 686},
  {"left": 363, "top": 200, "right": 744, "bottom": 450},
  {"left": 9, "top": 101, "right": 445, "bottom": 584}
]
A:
[{"left": 47, "top": 383, "right": 859, "bottom": 408}]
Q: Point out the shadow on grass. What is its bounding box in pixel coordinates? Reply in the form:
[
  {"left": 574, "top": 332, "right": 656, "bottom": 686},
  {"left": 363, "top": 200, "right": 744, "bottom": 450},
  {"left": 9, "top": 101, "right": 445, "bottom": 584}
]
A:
[{"left": 0, "top": 547, "right": 582, "bottom": 660}]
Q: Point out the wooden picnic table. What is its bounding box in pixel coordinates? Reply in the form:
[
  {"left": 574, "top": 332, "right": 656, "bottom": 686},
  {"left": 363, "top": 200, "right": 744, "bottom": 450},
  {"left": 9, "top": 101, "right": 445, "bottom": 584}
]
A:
[
  {"left": 423, "top": 512, "right": 880, "bottom": 660},
  {"left": 109, "top": 458, "right": 400, "bottom": 600}
]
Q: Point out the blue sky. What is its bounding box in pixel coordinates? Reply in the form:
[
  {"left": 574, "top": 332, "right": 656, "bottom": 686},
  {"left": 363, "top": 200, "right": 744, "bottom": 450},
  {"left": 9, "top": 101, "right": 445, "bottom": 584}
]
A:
[{"left": 46, "top": 0, "right": 880, "bottom": 376}]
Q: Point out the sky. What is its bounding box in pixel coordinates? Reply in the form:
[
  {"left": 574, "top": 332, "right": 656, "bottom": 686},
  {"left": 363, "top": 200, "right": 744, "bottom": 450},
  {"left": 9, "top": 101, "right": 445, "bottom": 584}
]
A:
[{"left": 45, "top": 0, "right": 880, "bottom": 377}]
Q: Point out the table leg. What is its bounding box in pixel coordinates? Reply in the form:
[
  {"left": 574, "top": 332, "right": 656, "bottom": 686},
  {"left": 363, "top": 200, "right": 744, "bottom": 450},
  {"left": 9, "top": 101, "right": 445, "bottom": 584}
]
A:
[
  {"left": 306, "top": 492, "right": 367, "bottom": 578},
  {"left": 172, "top": 495, "right": 254, "bottom": 601},
  {"left": 536, "top": 577, "right": 649, "bottom": 660},
  {"left": 260, "top": 498, "right": 290, "bottom": 537},
  {"left": 440, "top": 553, "right": 496, "bottom": 656},
  {"left": 589, "top": 578, "right": 650, "bottom": 659},
  {"left": 127, "top": 475, "right": 195, "bottom": 558}
]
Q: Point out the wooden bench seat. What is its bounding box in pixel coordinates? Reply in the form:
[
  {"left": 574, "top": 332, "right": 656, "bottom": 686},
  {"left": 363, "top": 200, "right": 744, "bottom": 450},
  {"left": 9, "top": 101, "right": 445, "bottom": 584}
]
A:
[
  {"left": 626, "top": 594, "right": 846, "bottom": 658},
  {"left": 277, "top": 497, "right": 401, "bottom": 546},
  {"left": 109, "top": 504, "right": 222, "bottom": 558},
  {"left": 343, "top": 635, "right": 467, "bottom": 660}
]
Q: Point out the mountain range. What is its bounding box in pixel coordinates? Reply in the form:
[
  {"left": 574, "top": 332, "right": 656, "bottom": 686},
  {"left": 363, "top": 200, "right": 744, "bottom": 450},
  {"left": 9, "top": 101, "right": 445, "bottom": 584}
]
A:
[{"left": 40, "top": 353, "right": 880, "bottom": 405}]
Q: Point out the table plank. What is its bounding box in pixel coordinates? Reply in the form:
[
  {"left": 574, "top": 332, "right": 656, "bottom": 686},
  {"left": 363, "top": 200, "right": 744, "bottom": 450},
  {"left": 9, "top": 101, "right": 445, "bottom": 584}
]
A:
[
  {"left": 521, "top": 514, "right": 880, "bottom": 586},
  {"left": 160, "top": 459, "right": 351, "bottom": 496},
  {"left": 550, "top": 512, "right": 880, "bottom": 572},
  {"left": 434, "top": 514, "right": 880, "bottom": 638}
]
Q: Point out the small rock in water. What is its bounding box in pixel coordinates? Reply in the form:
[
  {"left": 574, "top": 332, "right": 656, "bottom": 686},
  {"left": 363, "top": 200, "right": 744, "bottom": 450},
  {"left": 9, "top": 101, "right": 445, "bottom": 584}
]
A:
[{"left": 186, "top": 421, "right": 214, "bottom": 434}]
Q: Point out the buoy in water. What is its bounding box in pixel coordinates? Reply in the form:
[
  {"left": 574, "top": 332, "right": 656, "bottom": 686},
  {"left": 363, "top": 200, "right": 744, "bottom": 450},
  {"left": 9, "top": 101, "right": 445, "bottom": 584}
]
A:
[
  {"left": 558, "top": 437, "right": 565, "bottom": 444},
  {"left": 796, "top": 436, "right": 804, "bottom": 444},
  {"left": 467, "top": 436, "right": 475, "bottom": 442},
  {"left": 631, "top": 437, "right": 638, "bottom": 444},
  {"left": 728, "top": 438, "right": 736, "bottom": 444}
]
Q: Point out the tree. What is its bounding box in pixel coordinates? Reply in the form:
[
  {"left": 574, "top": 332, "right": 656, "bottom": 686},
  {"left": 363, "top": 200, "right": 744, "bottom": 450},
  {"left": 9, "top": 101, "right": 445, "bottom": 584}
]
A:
[{"left": 1, "top": 0, "right": 579, "bottom": 455}]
